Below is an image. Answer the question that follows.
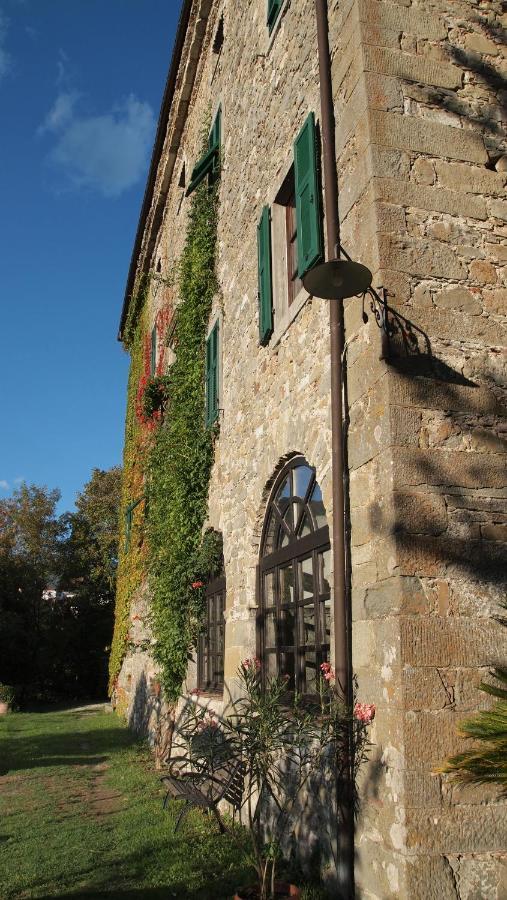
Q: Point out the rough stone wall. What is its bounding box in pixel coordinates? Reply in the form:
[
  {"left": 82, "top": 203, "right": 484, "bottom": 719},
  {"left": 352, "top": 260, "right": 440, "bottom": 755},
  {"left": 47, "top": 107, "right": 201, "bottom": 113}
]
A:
[
  {"left": 328, "top": 1, "right": 507, "bottom": 897},
  {"left": 116, "top": 1, "right": 507, "bottom": 897}
]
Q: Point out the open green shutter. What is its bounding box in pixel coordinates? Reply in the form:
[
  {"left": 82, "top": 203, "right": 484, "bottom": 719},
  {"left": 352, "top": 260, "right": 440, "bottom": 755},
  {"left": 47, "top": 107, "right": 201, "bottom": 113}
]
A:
[
  {"left": 150, "top": 325, "right": 157, "bottom": 375},
  {"left": 257, "top": 206, "right": 273, "bottom": 346},
  {"left": 205, "top": 322, "right": 219, "bottom": 426},
  {"left": 294, "top": 112, "right": 323, "bottom": 278},
  {"left": 187, "top": 108, "right": 222, "bottom": 196},
  {"left": 267, "top": 0, "right": 282, "bottom": 32}
]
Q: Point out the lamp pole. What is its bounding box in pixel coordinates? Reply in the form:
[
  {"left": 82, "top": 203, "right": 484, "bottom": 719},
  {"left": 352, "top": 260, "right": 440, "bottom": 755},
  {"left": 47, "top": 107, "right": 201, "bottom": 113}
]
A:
[{"left": 314, "top": 0, "right": 354, "bottom": 895}]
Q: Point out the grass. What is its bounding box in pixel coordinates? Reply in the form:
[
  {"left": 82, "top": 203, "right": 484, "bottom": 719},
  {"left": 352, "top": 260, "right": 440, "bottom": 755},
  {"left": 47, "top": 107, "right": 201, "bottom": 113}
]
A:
[{"left": 0, "top": 705, "right": 250, "bottom": 899}]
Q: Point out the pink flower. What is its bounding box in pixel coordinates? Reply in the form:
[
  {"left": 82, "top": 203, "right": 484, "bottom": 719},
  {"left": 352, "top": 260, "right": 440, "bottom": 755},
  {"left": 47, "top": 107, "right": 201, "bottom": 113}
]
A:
[
  {"left": 320, "top": 662, "right": 335, "bottom": 682},
  {"left": 191, "top": 581, "right": 204, "bottom": 589},
  {"left": 242, "top": 657, "right": 261, "bottom": 671},
  {"left": 354, "top": 702, "right": 376, "bottom": 724}
]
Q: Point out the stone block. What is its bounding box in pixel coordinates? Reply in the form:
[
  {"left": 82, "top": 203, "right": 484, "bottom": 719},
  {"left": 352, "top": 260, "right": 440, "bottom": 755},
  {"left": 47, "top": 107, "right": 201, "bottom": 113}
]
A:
[
  {"left": 392, "top": 490, "right": 448, "bottom": 536},
  {"left": 378, "top": 235, "right": 467, "bottom": 279},
  {"left": 469, "top": 259, "right": 498, "bottom": 284},
  {"left": 434, "top": 286, "right": 482, "bottom": 315},
  {"left": 388, "top": 372, "right": 503, "bottom": 416},
  {"left": 358, "top": 0, "right": 447, "bottom": 40},
  {"left": 392, "top": 305, "right": 507, "bottom": 346},
  {"left": 404, "top": 769, "right": 442, "bottom": 808},
  {"left": 435, "top": 160, "right": 506, "bottom": 197},
  {"left": 489, "top": 198, "right": 507, "bottom": 222},
  {"left": 363, "top": 45, "right": 462, "bottom": 90},
  {"left": 364, "top": 575, "right": 430, "bottom": 618},
  {"left": 373, "top": 176, "right": 488, "bottom": 220},
  {"left": 392, "top": 446, "right": 507, "bottom": 490},
  {"left": 482, "top": 288, "right": 507, "bottom": 315},
  {"left": 400, "top": 617, "right": 506, "bottom": 668},
  {"left": 481, "top": 523, "right": 507, "bottom": 542},
  {"left": 402, "top": 666, "right": 455, "bottom": 711},
  {"left": 405, "top": 807, "right": 507, "bottom": 854},
  {"left": 412, "top": 158, "right": 435, "bottom": 186},
  {"left": 405, "top": 856, "right": 460, "bottom": 900},
  {"left": 368, "top": 110, "right": 488, "bottom": 164}
]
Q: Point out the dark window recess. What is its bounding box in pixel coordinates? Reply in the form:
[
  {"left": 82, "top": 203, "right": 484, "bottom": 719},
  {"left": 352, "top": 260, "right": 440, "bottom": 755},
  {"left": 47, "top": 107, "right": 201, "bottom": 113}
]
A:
[
  {"left": 156, "top": 259, "right": 162, "bottom": 273},
  {"left": 276, "top": 167, "right": 302, "bottom": 307},
  {"left": 267, "top": 0, "right": 283, "bottom": 33},
  {"left": 257, "top": 205, "right": 273, "bottom": 345},
  {"left": 198, "top": 574, "right": 226, "bottom": 692},
  {"left": 213, "top": 15, "right": 224, "bottom": 54},
  {"left": 258, "top": 458, "right": 331, "bottom": 695},
  {"left": 178, "top": 163, "right": 186, "bottom": 189}
]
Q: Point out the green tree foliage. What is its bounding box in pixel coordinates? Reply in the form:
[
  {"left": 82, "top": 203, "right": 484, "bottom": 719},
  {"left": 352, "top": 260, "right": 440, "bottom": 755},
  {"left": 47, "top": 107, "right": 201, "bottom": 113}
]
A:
[{"left": 0, "top": 469, "right": 122, "bottom": 704}]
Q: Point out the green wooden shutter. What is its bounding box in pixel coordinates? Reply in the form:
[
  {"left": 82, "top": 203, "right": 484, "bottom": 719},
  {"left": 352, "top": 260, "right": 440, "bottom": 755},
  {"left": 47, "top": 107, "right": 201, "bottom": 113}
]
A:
[
  {"left": 187, "top": 107, "right": 222, "bottom": 196},
  {"left": 206, "top": 321, "right": 219, "bottom": 426},
  {"left": 294, "top": 112, "right": 323, "bottom": 277},
  {"left": 267, "top": 0, "right": 282, "bottom": 32},
  {"left": 150, "top": 325, "right": 157, "bottom": 375},
  {"left": 257, "top": 206, "right": 273, "bottom": 346}
]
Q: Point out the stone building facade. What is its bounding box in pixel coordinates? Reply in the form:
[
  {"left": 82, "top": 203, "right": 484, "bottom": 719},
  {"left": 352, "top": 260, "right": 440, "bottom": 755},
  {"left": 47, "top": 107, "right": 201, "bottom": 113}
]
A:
[{"left": 113, "top": 1, "right": 507, "bottom": 897}]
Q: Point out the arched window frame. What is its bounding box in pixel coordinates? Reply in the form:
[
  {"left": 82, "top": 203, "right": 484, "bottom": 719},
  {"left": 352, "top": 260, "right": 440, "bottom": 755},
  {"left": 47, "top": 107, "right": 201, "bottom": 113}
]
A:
[{"left": 257, "top": 456, "right": 331, "bottom": 695}]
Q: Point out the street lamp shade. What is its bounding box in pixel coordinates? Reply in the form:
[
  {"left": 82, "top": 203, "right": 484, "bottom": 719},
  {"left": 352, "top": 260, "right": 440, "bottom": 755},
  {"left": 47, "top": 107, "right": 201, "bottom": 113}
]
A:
[{"left": 302, "top": 258, "right": 372, "bottom": 300}]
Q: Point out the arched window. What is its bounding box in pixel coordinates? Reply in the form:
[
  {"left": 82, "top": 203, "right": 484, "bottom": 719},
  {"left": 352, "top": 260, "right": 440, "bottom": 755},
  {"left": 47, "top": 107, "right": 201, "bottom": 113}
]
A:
[
  {"left": 258, "top": 457, "right": 331, "bottom": 694},
  {"left": 197, "top": 534, "right": 225, "bottom": 693}
]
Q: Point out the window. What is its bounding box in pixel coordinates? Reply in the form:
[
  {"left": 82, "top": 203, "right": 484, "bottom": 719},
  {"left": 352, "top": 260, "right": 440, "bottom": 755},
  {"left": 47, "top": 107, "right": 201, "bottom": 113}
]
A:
[
  {"left": 267, "top": 0, "right": 283, "bottom": 33},
  {"left": 258, "top": 458, "right": 331, "bottom": 694},
  {"left": 276, "top": 167, "right": 302, "bottom": 307},
  {"left": 186, "top": 106, "right": 221, "bottom": 196},
  {"left": 257, "top": 113, "right": 322, "bottom": 345},
  {"left": 205, "top": 320, "right": 219, "bottom": 426},
  {"left": 198, "top": 572, "right": 226, "bottom": 692}
]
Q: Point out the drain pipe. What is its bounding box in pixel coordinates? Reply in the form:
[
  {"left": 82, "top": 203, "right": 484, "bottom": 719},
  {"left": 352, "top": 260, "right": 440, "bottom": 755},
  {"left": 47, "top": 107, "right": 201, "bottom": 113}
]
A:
[{"left": 315, "top": 0, "right": 354, "bottom": 895}]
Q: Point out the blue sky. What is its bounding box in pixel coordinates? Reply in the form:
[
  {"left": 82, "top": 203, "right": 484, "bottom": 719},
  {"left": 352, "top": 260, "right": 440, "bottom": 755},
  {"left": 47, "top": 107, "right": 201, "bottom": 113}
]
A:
[{"left": 0, "top": 0, "right": 181, "bottom": 512}]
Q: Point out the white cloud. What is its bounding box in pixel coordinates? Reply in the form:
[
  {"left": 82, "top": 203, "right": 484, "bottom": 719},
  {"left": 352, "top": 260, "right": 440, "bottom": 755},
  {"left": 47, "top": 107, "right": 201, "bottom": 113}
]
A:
[
  {"left": 0, "top": 11, "right": 11, "bottom": 82},
  {"left": 0, "top": 480, "right": 9, "bottom": 490},
  {"left": 37, "top": 90, "right": 80, "bottom": 135},
  {"left": 40, "top": 92, "right": 155, "bottom": 198},
  {"left": 13, "top": 476, "right": 24, "bottom": 485}
]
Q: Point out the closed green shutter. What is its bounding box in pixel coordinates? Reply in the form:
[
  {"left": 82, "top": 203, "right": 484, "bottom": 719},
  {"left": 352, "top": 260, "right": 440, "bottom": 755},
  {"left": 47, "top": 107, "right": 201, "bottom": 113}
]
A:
[
  {"left": 206, "top": 321, "right": 219, "bottom": 427},
  {"left": 267, "top": 0, "right": 283, "bottom": 32},
  {"left": 187, "top": 107, "right": 222, "bottom": 196},
  {"left": 294, "top": 112, "right": 323, "bottom": 277},
  {"left": 257, "top": 206, "right": 273, "bottom": 346},
  {"left": 150, "top": 325, "right": 157, "bottom": 375}
]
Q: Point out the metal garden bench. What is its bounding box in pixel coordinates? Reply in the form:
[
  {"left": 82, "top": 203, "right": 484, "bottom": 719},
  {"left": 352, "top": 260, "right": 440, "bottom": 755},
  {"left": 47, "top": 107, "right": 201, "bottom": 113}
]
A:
[{"left": 160, "top": 756, "right": 244, "bottom": 833}]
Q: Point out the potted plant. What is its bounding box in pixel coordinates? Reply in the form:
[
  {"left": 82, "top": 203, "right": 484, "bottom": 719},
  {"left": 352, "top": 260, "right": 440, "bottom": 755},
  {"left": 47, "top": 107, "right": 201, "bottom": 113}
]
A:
[{"left": 0, "top": 684, "right": 15, "bottom": 715}]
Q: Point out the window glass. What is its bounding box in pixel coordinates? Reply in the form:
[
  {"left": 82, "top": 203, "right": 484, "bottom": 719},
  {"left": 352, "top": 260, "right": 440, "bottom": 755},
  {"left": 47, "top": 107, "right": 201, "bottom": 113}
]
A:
[{"left": 259, "top": 458, "right": 331, "bottom": 694}]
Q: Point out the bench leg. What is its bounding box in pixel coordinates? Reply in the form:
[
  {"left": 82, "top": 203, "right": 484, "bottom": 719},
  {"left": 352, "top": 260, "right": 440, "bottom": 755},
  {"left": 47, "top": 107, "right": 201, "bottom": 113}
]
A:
[{"left": 174, "top": 801, "right": 191, "bottom": 833}]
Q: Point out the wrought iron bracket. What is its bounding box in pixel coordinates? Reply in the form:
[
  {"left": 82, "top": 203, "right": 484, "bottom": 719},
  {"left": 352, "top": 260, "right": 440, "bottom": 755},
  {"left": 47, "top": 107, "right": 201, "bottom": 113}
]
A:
[{"left": 362, "top": 286, "right": 391, "bottom": 361}]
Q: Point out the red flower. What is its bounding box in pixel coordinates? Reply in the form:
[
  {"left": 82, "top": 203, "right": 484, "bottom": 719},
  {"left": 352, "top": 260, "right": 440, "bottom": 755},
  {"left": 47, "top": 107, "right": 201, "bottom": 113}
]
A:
[
  {"left": 354, "top": 702, "right": 376, "bottom": 724},
  {"left": 191, "top": 581, "right": 204, "bottom": 589}
]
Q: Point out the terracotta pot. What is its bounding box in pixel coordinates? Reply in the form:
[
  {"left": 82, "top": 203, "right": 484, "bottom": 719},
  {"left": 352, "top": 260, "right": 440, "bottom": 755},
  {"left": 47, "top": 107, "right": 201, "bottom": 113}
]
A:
[
  {"left": 0, "top": 702, "right": 9, "bottom": 715},
  {"left": 234, "top": 883, "right": 300, "bottom": 900}
]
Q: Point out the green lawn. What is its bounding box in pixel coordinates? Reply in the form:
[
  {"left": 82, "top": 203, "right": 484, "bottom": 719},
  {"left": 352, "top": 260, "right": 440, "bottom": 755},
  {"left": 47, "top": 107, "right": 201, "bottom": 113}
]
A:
[{"left": 0, "top": 705, "right": 250, "bottom": 899}]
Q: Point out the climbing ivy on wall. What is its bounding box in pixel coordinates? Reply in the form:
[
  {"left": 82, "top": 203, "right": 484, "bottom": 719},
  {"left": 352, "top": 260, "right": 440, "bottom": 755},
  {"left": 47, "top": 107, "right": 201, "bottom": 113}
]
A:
[
  {"left": 109, "top": 122, "right": 220, "bottom": 701},
  {"left": 108, "top": 282, "right": 149, "bottom": 691},
  {"left": 147, "top": 174, "right": 219, "bottom": 701}
]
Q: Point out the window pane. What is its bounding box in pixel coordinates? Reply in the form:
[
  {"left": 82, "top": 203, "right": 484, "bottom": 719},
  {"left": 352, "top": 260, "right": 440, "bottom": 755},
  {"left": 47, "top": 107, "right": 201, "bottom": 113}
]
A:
[
  {"left": 298, "top": 512, "right": 312, "bottom": 538},
  {"left": 302, "top": 603, "right": 316, "bottom": 646},
  {"left": 301, "top": 556, "right": 314, "bottom": 600},
  {"left": 280, "top": 565, "right": 295, "bottom": 605},
  {"left": 319, "top": 549, "right": 331, "bottom": 594},
  {"left": 264, "top": 571, "right": 275, "bottom": 608},
  {"left": 265, "top": 610, "right": 276, "bottom": 649},
  {"left": 293, "top": 465, "right": 313, "bottom": 501},
  {"left": 279, "top": 609, "right": 296, "bottom": 648},
  {"left": 304, "top": 650, "right": 317, "bottom": 694},
  {"left": 266, "top": 651, "right": 278, "bottom": 680},
  {"left": 280, "top": 652, "right": 295, "bottom": 689},
  {"left": 275, "top": 476, "right": 290, "bottom": 514},
  {"left": 309, "top": 483, "right": 327, "bottom": 530}
]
